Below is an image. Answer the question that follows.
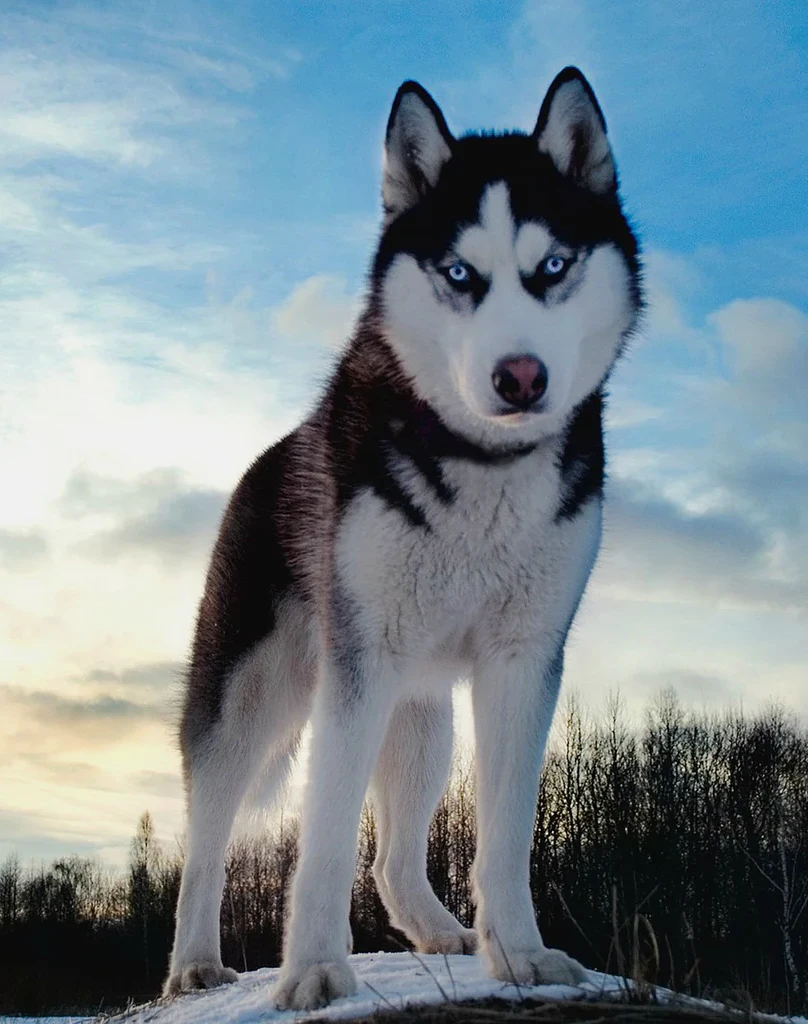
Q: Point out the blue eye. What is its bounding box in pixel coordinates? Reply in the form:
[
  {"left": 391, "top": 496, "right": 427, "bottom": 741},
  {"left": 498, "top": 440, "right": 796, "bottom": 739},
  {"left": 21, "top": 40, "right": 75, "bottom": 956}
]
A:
[
  {"left": 543, "top": 255, "right": 569, "bottom": 277},
  {"left": 445, "top": 261, "right": 471, "bottom": 286}
]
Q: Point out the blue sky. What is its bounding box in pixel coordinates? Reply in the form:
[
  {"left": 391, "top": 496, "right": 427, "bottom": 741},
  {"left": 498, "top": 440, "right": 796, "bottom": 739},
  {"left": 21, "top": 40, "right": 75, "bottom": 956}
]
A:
[{"left": 1, "top": 0, "right": 807, "bottom": 865}]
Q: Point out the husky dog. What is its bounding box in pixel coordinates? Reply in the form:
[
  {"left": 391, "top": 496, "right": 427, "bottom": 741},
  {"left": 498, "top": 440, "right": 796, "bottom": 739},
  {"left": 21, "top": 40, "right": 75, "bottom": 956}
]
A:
[{"left": 165, "top": 67, "right": 641, "bottom": 1009}]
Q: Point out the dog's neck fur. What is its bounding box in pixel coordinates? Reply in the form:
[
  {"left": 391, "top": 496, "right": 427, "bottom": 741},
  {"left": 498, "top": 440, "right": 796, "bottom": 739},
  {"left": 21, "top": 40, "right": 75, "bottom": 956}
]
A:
[
  {"left": 312, "top": 311, "right": 604, "bottom": 530},
  {"left": 324, "top": 311, "right": 544, "bottom": 461}
]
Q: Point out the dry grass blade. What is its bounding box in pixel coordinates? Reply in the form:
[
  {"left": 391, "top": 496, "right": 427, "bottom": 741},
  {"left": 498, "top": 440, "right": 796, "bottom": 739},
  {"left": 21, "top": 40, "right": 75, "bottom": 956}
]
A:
[{"left": 350, "top": 994, "right": 776, "bottom": 1024}]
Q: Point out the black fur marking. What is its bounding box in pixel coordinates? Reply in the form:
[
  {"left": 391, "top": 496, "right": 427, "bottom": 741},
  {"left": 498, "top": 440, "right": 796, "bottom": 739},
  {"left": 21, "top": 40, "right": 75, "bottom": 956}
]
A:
[
  {"left": 438, "top": 260, "right": 490, "bottom": 306},
  {"left": 375, "top": 127, "right": 639, "bottom": 297},
  {"left": 181, "top": 435, "right": 298, "bottom": 753},
  {"left": 377, "top": 441, "right": 430, "bottom": 528},
  {"left": 462, "top": 270, "right": 490, "bottom": 308},
  {"left": 428, "top": 262, "right": 490, "bottom": 313},
  {"left": 320, "top": 341, "right": 432, "bottom": 531},
  {"left": 319, "top": 325, "right": 539, "bottom": 533},
  {"left": 555, "top": 390, "right": 606, "bottom": 522},
  {"left": 519, "top": 251, "right": 583, "bottom": 302},
  {"left": 391, "top": 422, "right": 457, "bottom": 506},
  {"left": 403, "top": 401, "right": 537, "bottom": 466},
  {"left": 376, "top": 405, "right": 539, "bottom": 528}
]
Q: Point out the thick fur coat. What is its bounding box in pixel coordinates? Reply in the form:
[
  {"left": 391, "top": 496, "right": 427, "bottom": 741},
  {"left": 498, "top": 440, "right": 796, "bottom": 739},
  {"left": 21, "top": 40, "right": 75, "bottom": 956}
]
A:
[{"left": 165, "top": 67, "right": 642, "bottom": 1010}]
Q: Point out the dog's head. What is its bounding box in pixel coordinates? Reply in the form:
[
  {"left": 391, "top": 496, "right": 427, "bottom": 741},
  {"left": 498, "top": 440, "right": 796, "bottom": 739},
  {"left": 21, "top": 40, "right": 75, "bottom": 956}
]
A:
[{"left": 374, "top": 67, "right": 642, "bottom": 449}]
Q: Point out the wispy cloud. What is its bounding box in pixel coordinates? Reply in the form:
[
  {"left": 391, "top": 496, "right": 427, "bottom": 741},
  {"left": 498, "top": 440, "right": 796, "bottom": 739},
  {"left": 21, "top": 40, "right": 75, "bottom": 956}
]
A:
[
  {"left": 68, "top": 469, "right": 227, "bottom": 564},
  {"left": 0, "top": 4, "right": 297, "bottom": 174},
  {"left": 598, "top": 476, "right": 805, "bottom": 614},
  {"left": 273, "top": 274, "right": 360, "bottom": 351},
  {"left": 0, "top": 46, "right": 240, "bottom": 173},
  {"left": 0, "top": 529, "right": 48, "bottom": 571}
]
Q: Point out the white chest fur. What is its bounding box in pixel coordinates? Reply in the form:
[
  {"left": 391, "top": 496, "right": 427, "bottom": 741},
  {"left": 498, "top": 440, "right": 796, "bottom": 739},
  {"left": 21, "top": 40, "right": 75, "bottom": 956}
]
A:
[{"left": 335, "top": 446, "right": 601, "bottom": 675}]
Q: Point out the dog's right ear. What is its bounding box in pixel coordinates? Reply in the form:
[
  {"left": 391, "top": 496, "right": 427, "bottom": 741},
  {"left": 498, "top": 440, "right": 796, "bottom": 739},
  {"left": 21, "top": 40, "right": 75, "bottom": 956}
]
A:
[{"left": 383, "top": 81, "right": 454, "bottom": 224}]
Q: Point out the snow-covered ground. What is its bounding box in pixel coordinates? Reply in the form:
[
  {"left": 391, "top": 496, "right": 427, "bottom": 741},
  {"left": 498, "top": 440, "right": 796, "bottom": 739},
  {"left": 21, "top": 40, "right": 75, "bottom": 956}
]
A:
[
  {"left": 4, "top": 952, "right": 806, "bottom": 1024},
  {"left": 0, "top": 1019, "right": 90, "bottom": 1023},
  {"left": 120, "top": 953, "right": 630, "bottom": 1022}
]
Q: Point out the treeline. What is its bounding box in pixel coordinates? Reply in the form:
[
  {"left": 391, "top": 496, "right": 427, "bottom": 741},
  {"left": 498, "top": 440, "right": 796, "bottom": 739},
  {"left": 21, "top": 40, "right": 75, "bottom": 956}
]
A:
[{"left": 1, "top": 693, "right": 807, "bottom": 1016}]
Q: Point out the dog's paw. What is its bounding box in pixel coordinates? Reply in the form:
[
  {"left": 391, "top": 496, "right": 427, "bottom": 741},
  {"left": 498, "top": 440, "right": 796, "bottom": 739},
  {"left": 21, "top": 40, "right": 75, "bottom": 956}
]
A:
[
  {"left": 163, "top": 961, "right": 238, "bottom": 996},
  {"left": 273, "top": 959, "right": 357, "bottom": 1010},
  {"left": 486, "top": 945, "right": 587, "bottom": 987},
  {"left": 417, "top": 926, "right": 478, "bottom": 955}
]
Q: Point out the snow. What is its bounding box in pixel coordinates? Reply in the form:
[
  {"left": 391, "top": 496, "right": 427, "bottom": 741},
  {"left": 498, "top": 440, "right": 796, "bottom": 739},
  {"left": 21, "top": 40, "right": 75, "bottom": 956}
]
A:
[{"left": 105, "top": 952, "right": 644, "bottom": 1024}]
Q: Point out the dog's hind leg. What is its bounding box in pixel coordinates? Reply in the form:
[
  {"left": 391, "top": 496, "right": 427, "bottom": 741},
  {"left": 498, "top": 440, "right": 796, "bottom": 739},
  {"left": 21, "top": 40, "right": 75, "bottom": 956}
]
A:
[
  {"left": 164, "top": 600, "right": 315, "bottom": 996},
  {"left": 371, "top": 695, "right": 477, "bottom": 954},
  {"left": 166, "top": 736, "right": 299, "bottom": 995}
]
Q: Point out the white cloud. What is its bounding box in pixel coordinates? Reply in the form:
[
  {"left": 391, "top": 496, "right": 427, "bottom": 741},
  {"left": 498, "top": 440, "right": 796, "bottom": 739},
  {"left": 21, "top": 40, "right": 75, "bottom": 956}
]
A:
[
  {"left": 0, "top": 529, "right": 48, "bottom": 571},
  {"left": 709, "top": 298, "right": 808, "bottom": 408},
  {"left": 640, "top": 249, "right": 707, "bottom": 344},
  {"left": 273, "top": 274, "right": 361, "bottom": 351},
  {"left": 596, "top": 477, "right": 805, "bottom": 614},
  {"left": 604, "top": 400, "right": 662, "bottom": 430}
]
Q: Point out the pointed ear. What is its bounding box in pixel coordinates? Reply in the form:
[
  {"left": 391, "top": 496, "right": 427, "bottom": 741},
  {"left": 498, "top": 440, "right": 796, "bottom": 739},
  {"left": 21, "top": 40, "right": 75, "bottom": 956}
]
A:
[
  {"left": 383, "top": 81, "right": 454, "bottom": 222},
  {"left": 534, "top": 67, "right": 617, "bottom": 195}
]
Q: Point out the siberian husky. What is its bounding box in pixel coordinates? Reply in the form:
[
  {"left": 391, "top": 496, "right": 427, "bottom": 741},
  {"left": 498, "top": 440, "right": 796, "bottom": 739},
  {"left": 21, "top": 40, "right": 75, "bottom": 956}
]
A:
[{"left": 165, "top": 66, "right": 642, "bottom": 1009}]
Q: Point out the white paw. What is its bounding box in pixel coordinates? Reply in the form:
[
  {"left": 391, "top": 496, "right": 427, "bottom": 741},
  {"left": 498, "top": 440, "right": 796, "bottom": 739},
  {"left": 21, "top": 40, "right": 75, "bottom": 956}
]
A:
[
  {"left": 273, "top": 959, "right": 357, "bottom": 1010},
  {"left": 417, "top": 926, "right": 478, "bottom": 955},
  {"left": 486, "top": 944, "right": 587, "bottom": 986},
  {"left": 163, "top": 961, "right": 238, "bottom": 996}
]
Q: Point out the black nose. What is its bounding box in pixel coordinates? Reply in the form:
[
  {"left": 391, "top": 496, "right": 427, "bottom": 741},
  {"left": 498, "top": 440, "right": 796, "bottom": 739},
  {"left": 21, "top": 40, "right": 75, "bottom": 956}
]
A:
[{"left": 492, "top": 354, "right": 548, "bottom": 409}]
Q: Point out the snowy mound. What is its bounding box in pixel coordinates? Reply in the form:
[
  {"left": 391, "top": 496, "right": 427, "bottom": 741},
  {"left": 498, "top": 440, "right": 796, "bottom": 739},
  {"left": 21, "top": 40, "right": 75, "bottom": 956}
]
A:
[{"left": 118, "top": 952, "right": 631, "bottom": 1024}]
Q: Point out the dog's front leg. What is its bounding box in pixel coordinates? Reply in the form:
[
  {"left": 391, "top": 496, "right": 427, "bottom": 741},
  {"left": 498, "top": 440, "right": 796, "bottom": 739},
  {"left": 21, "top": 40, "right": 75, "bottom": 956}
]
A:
[
  {"left": 273, "top": 648, "right": 395, "bottom": 1011},
  {"left": 471, "top": 639, "right": 587, "bottom": 987}
]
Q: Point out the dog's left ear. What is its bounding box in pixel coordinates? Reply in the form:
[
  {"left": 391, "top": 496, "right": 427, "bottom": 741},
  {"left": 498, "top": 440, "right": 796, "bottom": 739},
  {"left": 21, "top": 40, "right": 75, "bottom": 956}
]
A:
[
  {"left": 383, "top": 81, "right": 454, "bottom": 223},
  {"left": 533, "top": 67, "right": 616, "bottom": 195}
]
